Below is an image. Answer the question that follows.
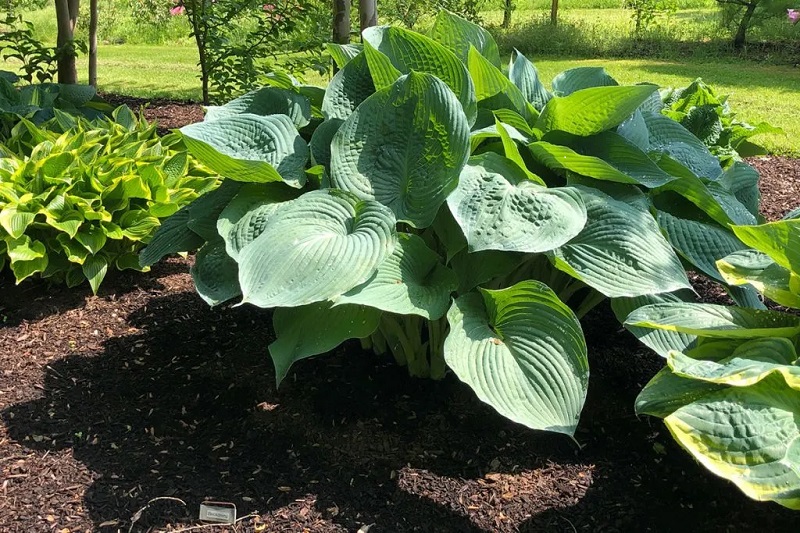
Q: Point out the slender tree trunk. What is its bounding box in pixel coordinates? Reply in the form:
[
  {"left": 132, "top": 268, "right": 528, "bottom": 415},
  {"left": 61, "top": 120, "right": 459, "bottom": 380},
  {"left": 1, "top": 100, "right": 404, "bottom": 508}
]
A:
[
  {"left": 54, "top": 0, "right": 78, "bottom": 84},
  {"left": 733, "top": 2, "right": 756, "bottom": 50},
  {"left": 550, "top": 0, "right": 559, "bottom": 26},
  {"left": 502, "top": 0, "right": 513, "bottom": 28},
  {"left": 88, "top": 0, "right": 97, "bottom": 86},
  {"left": 333, "top": 0, "right": 350, "bottom": 44},
  {"left": 359, "top": 0, "right": 377, "bottom": 33}
]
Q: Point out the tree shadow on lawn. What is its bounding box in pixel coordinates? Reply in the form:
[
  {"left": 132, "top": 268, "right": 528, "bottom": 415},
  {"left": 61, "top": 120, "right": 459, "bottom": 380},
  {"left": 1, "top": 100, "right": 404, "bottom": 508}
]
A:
[{"left": 2, "top": 291, "right": 798, "bottom": 531}]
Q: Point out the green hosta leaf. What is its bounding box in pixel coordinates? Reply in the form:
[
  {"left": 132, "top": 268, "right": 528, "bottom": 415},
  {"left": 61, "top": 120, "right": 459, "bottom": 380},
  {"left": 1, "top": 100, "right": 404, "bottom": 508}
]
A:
[
  {"left": 508, "top": 50, "right": 551, "bottom": 112},
  {"left": 635, "top": 366, "right": 723, "bottom": 418},
  {"left": 336, "top": 233, "right": 457, "bottom": 320},
  {"left": 0, "top": 206, "right": 37, "bottom": 239},
  {"left": 717, "top": 250, "right": 800, "bottom": 308},
  {"left": 550, "top": 187, "right": 691, "bottom": 298},
  {"left": 191, "top": 240, "right": 241, "bottom": 307},
  {"left": 468, "top": 47, "right": 535, "bottom": 124},
  {"left": 139, "top": 206, "right": 205, "bottom": 267},
  {"left": 119, "top": 210, "right": 160, "bottom": 241},
  {"left": 82, "top": 253, "right": 108, "bottom": 294},
  {"left": 642, "top": 111, "right": 722, "bottom": 180},
  {"left": 75, "top": 225, "right": 107, "bottom": 255},
  {"left": 185, "top": 180, "right": 242, "bottom": 242},
  {"left": 450, "top": 249, "right": 524, "bottom": 294},
  {"left": 330, "top": 72, "right": 470, "bottom": 228},
  {"left": 6, "top": 235, "right": 46, "bottom": 262},
  {"left": 551, "top": 67, "right": 618, "bottom": 96},
  {"left": 57, "top": 234, "right": 89, "bottom": 264},
  {"left": 444, "top": 280, "right": 589, "bottom": 435},
  {"left": 327, "top": 42, "right": 363, "bottom": 68},
  {"left": 732, "top": 220, "right": 800, "bottom": 277},
  {"left": 613, "top": 290, "right": 697, "bottom": 357},
  {"left": 536, "top": 85, "right": 657, "bottom": 137},
  {"left": 431, "top": 205, "right": 467, "bottom": 263},
  {"left": 180, "top": 114, "right": 308, "bottom": 187},
  {"left": 429, "top": 9, "right": 501, "bottom": 67},
  {"left": 447, "top": 153, "right": 586, "bottom": 254},
  {"left": 665, "top": 376, "right": 800, "bottom": 510},
  {"left": 309, "top": 118, "right": 343, "bottom": 169},
  {"left": 203, "top": 87, "right": 311, "bottom": 128},
  {"left": 269, "top": 302, "right": 381, "bottom": 386},
  {"left": 625, "top": 303, "right": 800, "bottom": 339},
  {"left": 657, "top": 211, "right": 747, "bottom": 282},
  {"left": 237, "top": 189, "right": 397, "bottom": 308},
  {"left": 363, "top": 25, "right": 478, "bottom": 126},
  {"left": 322, "top": 51, "right": 375, "bottom": 120},
  {"left": 363, "top": 42, "right": 402, "bottom": 90},
  {"left": 719, "top": 162, "right": 760, "bottom": 218},
  {"left": 528, "top": 142, "right": 640, "bottom": 185}
]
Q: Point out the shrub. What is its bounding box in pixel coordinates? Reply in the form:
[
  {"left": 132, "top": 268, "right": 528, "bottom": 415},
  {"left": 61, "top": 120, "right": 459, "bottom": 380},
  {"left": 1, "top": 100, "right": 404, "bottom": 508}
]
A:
[
  {"left": 142, "top": 12, "right": 762, "bottom": 441},
  {"left": 0, "top": 12, "right": 58, "bottom": 84},
  {"left": 0, "top": 107, "right": 218, "bottom": 291}
]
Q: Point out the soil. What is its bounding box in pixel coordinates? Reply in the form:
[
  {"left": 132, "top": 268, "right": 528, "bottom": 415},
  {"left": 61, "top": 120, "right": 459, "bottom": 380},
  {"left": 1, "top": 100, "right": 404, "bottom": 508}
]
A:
[{"left": 1, "top": 103, "right": 799, "bottom": 532}]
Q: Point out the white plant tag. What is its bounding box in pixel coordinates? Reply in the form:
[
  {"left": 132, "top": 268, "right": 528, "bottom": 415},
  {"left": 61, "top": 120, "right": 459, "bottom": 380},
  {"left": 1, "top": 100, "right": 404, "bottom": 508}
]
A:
[{"left": 199, "top": 501, "right": 237, "bottom": 524}]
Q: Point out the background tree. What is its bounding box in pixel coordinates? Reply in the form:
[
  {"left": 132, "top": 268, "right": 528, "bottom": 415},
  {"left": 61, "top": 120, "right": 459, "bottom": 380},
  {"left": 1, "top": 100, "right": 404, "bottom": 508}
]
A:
[
  {"left": 54, "top": 0, "right": 79, "bottom": 83},
  {"left": 359, "top": 0, "right": 377, "bottom": 32},
  {"left": 502, "top": 0, "right": 513, "bottom": 27},
  {"left": 332, "top": 0, "right": 350, "bottom": 44},
  {"left": 88, "top": 0, "right": 96, "bottom": 86}
]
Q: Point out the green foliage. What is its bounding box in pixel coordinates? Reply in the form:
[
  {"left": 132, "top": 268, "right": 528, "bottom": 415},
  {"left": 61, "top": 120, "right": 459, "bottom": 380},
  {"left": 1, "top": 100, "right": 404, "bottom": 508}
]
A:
[
  {"left": 623, "top": 0, "right": 677, "bottom": 34},
  {"left": 0, "top": 107, "right": 218, "bottom": 291},
  {"left": 0, "top": 12, "right": 57, "bottom": 84},
  {"left": 143, "top": 13, "right": 764, "bottom": 443}
]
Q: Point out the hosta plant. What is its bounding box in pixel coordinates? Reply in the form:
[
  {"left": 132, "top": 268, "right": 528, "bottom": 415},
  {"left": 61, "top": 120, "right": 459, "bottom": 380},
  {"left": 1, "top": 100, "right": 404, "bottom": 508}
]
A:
[
  {"left": 0, "top": 107, "right": 218, "bottom": 291},
  {"left": 141, "top": 11, "right": 762, "bottom": 439}
]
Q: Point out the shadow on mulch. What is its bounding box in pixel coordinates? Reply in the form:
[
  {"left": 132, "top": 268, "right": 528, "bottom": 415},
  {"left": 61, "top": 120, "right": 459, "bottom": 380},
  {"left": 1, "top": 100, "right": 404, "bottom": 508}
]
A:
[{"left": 3, "top": 284, "right": 798, "bottom": 532}]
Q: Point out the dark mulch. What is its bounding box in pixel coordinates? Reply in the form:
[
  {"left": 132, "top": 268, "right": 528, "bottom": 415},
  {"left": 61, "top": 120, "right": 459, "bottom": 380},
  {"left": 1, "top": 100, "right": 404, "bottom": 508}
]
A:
[
  {"left": 1, "top": 110, "right": 799, "bottom": 532},
  {"left": 749, "top": 155, "right": 800, "bottom": 222},
  {"left": 100, "top": 93, "right": 204, "bottom": 135}
]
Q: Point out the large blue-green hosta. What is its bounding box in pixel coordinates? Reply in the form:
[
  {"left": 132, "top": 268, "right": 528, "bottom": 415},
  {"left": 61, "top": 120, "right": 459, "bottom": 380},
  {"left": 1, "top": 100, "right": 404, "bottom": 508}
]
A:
[{"left": 141, "top": 12, "right": 767, "bottom": 442}]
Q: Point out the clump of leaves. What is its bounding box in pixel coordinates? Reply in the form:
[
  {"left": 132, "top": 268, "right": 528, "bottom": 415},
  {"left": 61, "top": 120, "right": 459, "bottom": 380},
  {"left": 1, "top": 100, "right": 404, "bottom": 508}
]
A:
[
  {"left": 142, "top": 12, "right": 762, "bottom": 442},
  {"left": 0, "top": 106, "right": 218, "bottom": 291},
  {"left": 660, "top": 79, "right": 783, "bottom": 166}
]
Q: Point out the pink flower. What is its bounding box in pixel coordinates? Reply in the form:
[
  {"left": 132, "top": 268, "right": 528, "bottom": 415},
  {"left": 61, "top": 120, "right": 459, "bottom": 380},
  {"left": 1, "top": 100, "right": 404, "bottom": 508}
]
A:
[
  {"left": 170, "top": 5, "right": 185, "bottom": 15},
  {"left": 789, "top": 9, "right": 800, "bottom": 25},
  {"left": 263, "top": 3, "right": 275, "bottom": 11}
]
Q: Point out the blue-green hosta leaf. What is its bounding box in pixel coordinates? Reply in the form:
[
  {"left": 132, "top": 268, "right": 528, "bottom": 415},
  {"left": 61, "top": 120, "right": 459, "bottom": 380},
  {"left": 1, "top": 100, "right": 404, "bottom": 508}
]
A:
[
  {"left": 468, "top": 47, "right": 535, "bottom": 124},
  {"left": 447, "top": 153, "right": 586, "bottom": 254},
  {"left": 667, "top": 337, "right": 800, "bottom": 389},
  {"left": 550, "top": 187, "right": 691, "bottom": 298},
  {"left": 784, "top": 207, "right": 800, "bottom": 221},
  {"left": 450, "top": 249, "right": 524, "bottom": 294},
  {"left": 616, "top": 110, "right": 650, "bottom": 151},
  {"left": 184, "top": 180, "right": 243, "bottom": 242},
  {"left": 203, "top": 87, "right": 311, "bottom": 128},
  {"left": 336, "top": 233, "right": 457, "bottom": 320},
  {"left": 222, "top": 202, "right": 281, "bottom": 261},
  {"left": 330, "top": 72, "right": 470, "bottom": 228},
  {"left": 732, "top": 220, "right": 800, "bottom": 277},
  {"left": 444, "top": 280, "right": 589, "bottom": 435},
  {"left": 309, "top": 118, "right": 343, "bottom": 169},
  {"left": 327, "top": 42, "right": 363, "bottom": 68},
  {"left": 613, "top": 290, "right": 697, "bottom": 357},
  {"left": 431, "top": 205, "right": 467, "bottom": 263},
  {"left": 719, "top": 161, "right": 760, "bottom": 218},
  {"left": 429, "top": 9, "right": 501, "bottom": 67},
  {"left": 635, "top": 366, "right": 723, "bottom": 418},
  {"left": 180, "top": 114, "right": 308, "bottom": 187},
  {"left": 625, "top": 303, "right": 800, "bottom": 339},
  {"left": 322, "top": 51, "right": 375, "bottom": 120},
  {"left": 269, "top": 302, "right": 381, "bottom": 385},
  {"left": 657, "top": 211, "right": 747, "bottom": 282},
  {"left": 139, "top": 205, "right": 205, "bottom": 267},
  {"left": 0, "top": 206, "right": 37, "bottom": 239},
  {"left": 363, "top": 25, "right": 477, "bottom": 125},
  {"left": 508, "top": 50, "right": 552, "bottom": 112},
  {"left": 665, "top": 375, "right": 800, "bottom": 510},
  {"left": 237, "top": 189, "right": 397, "bottom": 308},
  {"left": 551, "top": 67, "right": 618, "bottom": 96},
  {"left": 642, "top": 111, "right": 722, "bottom": 180},
  {"left": 536, "top": 85, "right": 657, "bottom": 137},
  {"left": 82, "top": 254, "right": 108, "bottom": 295},
  {"left": 191, "top": 240, "right": 241, "bottom": 307},
  {"left": 717, "top": 250, "right": 800, "bottom": 309}
]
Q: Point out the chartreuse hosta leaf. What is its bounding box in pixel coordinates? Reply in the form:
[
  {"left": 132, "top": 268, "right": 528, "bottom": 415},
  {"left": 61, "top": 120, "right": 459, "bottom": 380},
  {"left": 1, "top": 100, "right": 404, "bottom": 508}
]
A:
[
  {"left": 429, "top": 9, "right": 501, "bottom": 67},
  {"left": 447, "top": 153, "right": 586, "bottom": 254},
  {"left": 551, "top": 67, "right": 618, "bottom": 96},
  {"left": 626, "top": 303, "right": 800, "bottom": 339},
  {"left": 237, "top": 189, "right": 397, "bottom": 308},
  {"left": 536, "top": 85, "right": 657, "bottom": 137},
  {"left": 322, "top": 51, "right": 375, "bottom": 120},
  {"left": 362, "top": 25, "right": 477, "bottom": 125},
  {"left": 528, "top": 142, "right": 642, "bottom": 186},
  {"left": 613, "top": 290, "right": 697, "bottom": 357},
  {"left": 203, "top": 86, "right": 311, "bottom": 128},
  {"left": 665, "top": 375, "right": 800, "bottom": 510},
  {"left": 180, "top": 114, "right": 308, "bottom": 187},
  {"left": 327, "top": 42, "right": 362, "bottom": 68},
  {"left": 732, "top": 219, "right": 800, "bottom": 276},
  {"left": 508, "top": 50, "right": 551, "bottom": 112},
  {"left": 717, "top": 250, "right": 800, "bottom": 308},
  {"left": 0, "top": 205, "right": 37, "bottom": 239},
  {"left": 269, "top": 302, "right": 382, "bottom": 385},
  {"left": 336, "top": 233, "right": 457, "bottom": 320},
  {"left": 362, "top": 42, "right": 402, "bottom": 90},
  {"left": 444, "top": 280, "right": 588, "bottom": 435},
  {"left": 549, "top": 187, "right": 691, "bottom": 298},
  {"left": 330, "top": 72, "right": 470, "bottom": 228}
]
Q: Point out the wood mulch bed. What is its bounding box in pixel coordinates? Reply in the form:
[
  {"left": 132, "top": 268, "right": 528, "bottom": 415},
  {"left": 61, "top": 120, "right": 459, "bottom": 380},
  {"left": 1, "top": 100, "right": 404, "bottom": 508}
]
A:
[{"left": 1, "top": 101, "right": 799, "bottom": 532}]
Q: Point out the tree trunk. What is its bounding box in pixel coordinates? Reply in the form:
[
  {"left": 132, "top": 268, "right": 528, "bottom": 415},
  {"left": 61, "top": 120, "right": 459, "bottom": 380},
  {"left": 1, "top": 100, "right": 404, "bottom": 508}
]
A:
[
  {"left": 502, "top": 0, "right": 513, "bottom": 28},
  {"left": 359, "top": 0, "right": 377, "bottom": 33},
  {"left": 333, "top": 0, "right": 350, "bottom": 44},
  {"left": 54, "top": 0, "right": 78, "bottom": 84},
  {"left": 88, "top": 0, "right": 97, "bottom": 86},
  {"left": 550, "top": 0, "right": 559, "bottom": 26},
  {"left": 733, "top": 2, "right": 756, "bottom": 50}
]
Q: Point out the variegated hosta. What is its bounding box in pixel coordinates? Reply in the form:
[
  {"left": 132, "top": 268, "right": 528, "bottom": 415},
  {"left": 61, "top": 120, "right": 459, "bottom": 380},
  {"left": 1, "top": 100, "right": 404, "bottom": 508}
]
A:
[
  {"left": 627, "top": 216, "right": 800, "bottom": 509},
  {"left": 140, "top": 11, "right": 763, "bottom": 441}
]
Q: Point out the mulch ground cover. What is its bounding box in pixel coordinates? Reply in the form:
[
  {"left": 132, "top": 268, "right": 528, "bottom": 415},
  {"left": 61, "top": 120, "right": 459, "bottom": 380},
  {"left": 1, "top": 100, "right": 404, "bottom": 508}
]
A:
[{"left": 1, "top": 101, "right": 799, "bottom": 532}]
